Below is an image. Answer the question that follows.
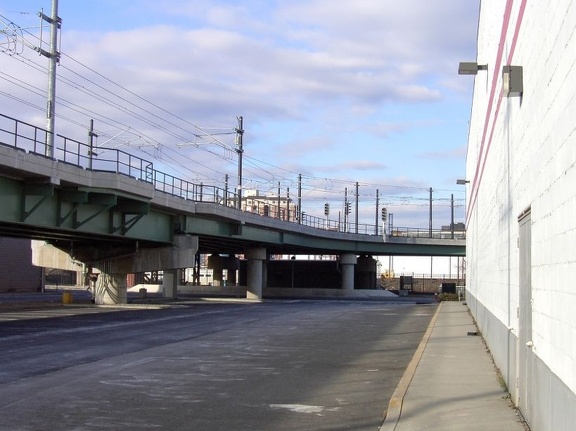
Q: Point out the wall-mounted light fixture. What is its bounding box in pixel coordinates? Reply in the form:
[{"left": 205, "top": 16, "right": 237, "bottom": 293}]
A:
[
  {"left": 458, "top": 62, "right": 488, "bottom": 75},
  {"left": 456, "top": 179, "right": 470, "bottom": 185},
  {"left": 502, "top": 65, "right": 523, "bottom": 97}
]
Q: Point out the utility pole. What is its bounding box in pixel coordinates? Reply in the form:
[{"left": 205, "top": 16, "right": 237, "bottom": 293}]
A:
[
  {"left": 429, "top": 187, "right": 433, "bottom": 238},
  {"left": 286, "top": 187, "right": 290, "bottom": 221},
  {"left": 40, "top": 0, "right": 61, "bottom": 158},
  {"left": 224, "top": 174, "right": 229, "bottom": 206},
  {"left": 375, "top": 189, "right": 379, "bottom": 236},
  {"left": 344, "top": 187, "right": 348, "bottom": 232},
  {"left": 277, "top": 182, "right": 281, "bottom": 219},
  {"left": 2, "top": 2, "right": 60, "bottom": 156},
  {"left": 88, "top": 119, "right": 97, "bottom": 170},
  {"left": 451, "top": 193, "right": 455, "bottom": 239},
  {"left": 235, "top": 116, "right": 244, "bottom": 210},
  {"left": 355, "top": 181, "right": 359, "bottom": 234},
  {"left": 297, "top": 174, "right": 302, "bottom": 224}
]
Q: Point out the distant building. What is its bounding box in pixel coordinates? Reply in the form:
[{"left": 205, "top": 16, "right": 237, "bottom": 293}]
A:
[{"left": 238, "top": 189, "right": 298, "bottom": 221}]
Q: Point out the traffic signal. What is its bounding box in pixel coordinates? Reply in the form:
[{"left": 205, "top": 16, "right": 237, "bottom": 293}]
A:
[
  {"left": 381, "top": 207, "right": 387, "bottom": 222},
  {"left": 324, "top": 203, "right": 330, "bottom": 216},
  {"left": 346, "top": 202, "right": 351, "bottom": 214}
]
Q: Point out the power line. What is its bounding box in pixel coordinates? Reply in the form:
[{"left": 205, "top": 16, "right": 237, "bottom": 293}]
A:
[{"left": 0, "top": 12, "right": 464, "bottom": 212}]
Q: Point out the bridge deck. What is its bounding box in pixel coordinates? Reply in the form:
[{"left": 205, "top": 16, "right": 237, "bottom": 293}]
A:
[{"left": 0, "top": 113, "right": 464, "bottom": 257}]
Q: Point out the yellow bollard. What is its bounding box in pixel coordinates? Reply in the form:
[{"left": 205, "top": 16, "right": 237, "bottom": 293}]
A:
[{"left": 62, "top": 291, "right": 73, "bottom": 304}]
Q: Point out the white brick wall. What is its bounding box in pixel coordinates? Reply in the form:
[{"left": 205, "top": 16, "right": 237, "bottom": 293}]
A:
[{"left": 467, "top": 0, "right": 576, "bottom": 395}]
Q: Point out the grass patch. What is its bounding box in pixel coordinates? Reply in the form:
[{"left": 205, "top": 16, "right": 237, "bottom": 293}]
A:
[{"left": 437, "top": 293, "right": 460, "bottom": 301}]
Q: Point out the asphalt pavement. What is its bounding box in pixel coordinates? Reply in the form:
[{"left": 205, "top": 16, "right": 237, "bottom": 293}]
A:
[
  {"left": 0, "top": 294, "right": 531, "bottom": 430},
  {"left": 0, "top": 298, "right": 434, "bottom": 430}
]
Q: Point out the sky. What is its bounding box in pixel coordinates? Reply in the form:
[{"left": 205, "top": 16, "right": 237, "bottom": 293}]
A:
[{"left": 0, "top": 0, "right": 480, "bottom": 230}]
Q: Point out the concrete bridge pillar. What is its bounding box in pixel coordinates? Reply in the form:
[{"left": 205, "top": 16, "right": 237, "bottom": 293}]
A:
[
  {"left": 208, "top": 253, "right": 224, "bottom": 286},
  {"left": 245, "top": 248, "right": 266, "bottom": 300},
  {"left": 32, "top": 235, "right": 198, "bottom": 305},
  {"left": 227, "top": 268, "right": 237, "bottom": 285},
  {"left": 162, "top": 269, "right": 179, "bottom": 299},
  {"left": 356, "top": 255, "right": 377, "bottom": 289},
  {"left": 339, "top": 253, "right": 357, "bottom": 291},
  {"left": 225, "top": 255, "right": 240, "bottom": 286},
  {"left": 94, "top": 271, "right": 128, "bottom": 305},
  {"left": 212, "top": 269, "right": 224, "bottom": 286},
  {"left": 208, "top": 254, "right": 240, "bottom": 286}
]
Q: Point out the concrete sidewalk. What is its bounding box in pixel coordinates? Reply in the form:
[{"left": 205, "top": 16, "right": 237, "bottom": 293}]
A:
[{"left": 380, "top": 301, "right": 529, "bottom": 431}]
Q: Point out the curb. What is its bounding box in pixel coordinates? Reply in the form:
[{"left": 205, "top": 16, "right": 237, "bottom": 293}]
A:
[{"left": 379, "top": 302, "right": 443, "bottom": 431}]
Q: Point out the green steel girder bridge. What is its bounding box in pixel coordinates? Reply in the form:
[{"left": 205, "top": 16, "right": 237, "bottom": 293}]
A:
[
  {"left": 0, "top": 113, "right": 464, "bottom": 257},
  {"left": 0, "top": 113, "right": 464, "bottom": 302}
]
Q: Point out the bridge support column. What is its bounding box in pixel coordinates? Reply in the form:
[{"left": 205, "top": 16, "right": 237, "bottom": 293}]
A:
[
  {"left": 245, "top": 248, "right": 266, "bottom": 300},
  {"left": 94, "top": 272, "right": 127, "bottom": 305},
  {"left": 212, "top": 269, "right": 223, "bottom": 286},
  {"left": 207, "top": 254, "right": 240, "bottom": 287},
  {"left": 356, "top": 255, "right": 377, "bottom": 289},
  {"left": 227, "top": 268, "right": 237, "bottom": 285},
  {"left": 339, "top": 254, "right": 357, "bottom": 291},
  {"left": 224, "top": 255, "right": 239, "bottom": 286},
  {"left": 162, "top": 269, "right": 179, "bottom": 299}
]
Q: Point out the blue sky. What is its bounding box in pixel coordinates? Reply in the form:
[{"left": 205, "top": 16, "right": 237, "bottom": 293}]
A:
[{"left": 0, "top": 1, "right": 479, "bottom": 229}]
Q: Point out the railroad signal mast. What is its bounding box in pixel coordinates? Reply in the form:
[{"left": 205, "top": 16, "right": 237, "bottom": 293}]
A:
[{"left": 381, "top": 207, "right": 388, "bottom": 237}]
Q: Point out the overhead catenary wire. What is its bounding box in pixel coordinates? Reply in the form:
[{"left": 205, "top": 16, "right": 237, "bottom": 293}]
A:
[
  {"left": 1, "top": 57, "right": 237, "bottom": 181},
  {"left": 0, "top": 11, "right": 465, "bottom": 215},
  {"left": 1, "top": 14, "right": 239, "bottom": 175}
]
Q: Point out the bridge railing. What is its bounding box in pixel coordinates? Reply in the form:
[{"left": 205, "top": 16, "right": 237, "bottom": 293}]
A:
[
  {"left": 58, "top": 137, "right": 154, "bottom": 182},
  {"left": 390, "top": 227, "right": 466, "bottom": 240},
  {"left": 0, "top": 113, "right": 49, "bottom": 154},
  {"left": 300, "top": 213, "right": 384, "bottom": 235},
  {"left": 0, "top": 113, "right": 465, "bottom": 240},
  {"left": 153, "top": 171, "right": 241, "bottom": 205},
  {"left": 0, "top": 113, "right": 154, "bottom": 183}
]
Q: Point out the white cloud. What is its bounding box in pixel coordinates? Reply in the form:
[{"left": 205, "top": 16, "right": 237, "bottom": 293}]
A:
[{"left": 0, "top": 0, "right": 477, "bottom": 227}]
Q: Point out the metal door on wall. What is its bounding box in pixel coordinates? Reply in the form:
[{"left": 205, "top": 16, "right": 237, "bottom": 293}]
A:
[{"left": 517, "top": 208, "right": 533, "bottom": 418}]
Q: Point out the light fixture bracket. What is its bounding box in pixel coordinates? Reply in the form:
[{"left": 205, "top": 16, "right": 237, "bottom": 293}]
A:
[
  {"left": 502, "top": 65, "right": 523, "bottom": 97},
  {"left": 458, "top": 62, "right": 488, "bottom": 75}
]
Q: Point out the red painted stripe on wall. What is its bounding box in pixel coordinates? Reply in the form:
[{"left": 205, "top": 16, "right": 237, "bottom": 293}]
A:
[
  {"left": 467, "top": 0, "right": 528, "bottom": 227},
  {"left": 466, "top": 0, "right": 515, "bottom": 223}
]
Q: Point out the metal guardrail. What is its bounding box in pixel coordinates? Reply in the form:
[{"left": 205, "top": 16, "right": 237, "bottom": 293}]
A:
[
  {"left": 0, "top": 113, "right": 154, "bottom": 182},
  {"left": 0, "top": 113, "right": 465, "bottom": 240},
  {"left": 390, "top": 227, "right": 466, "bottom": 240}
]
